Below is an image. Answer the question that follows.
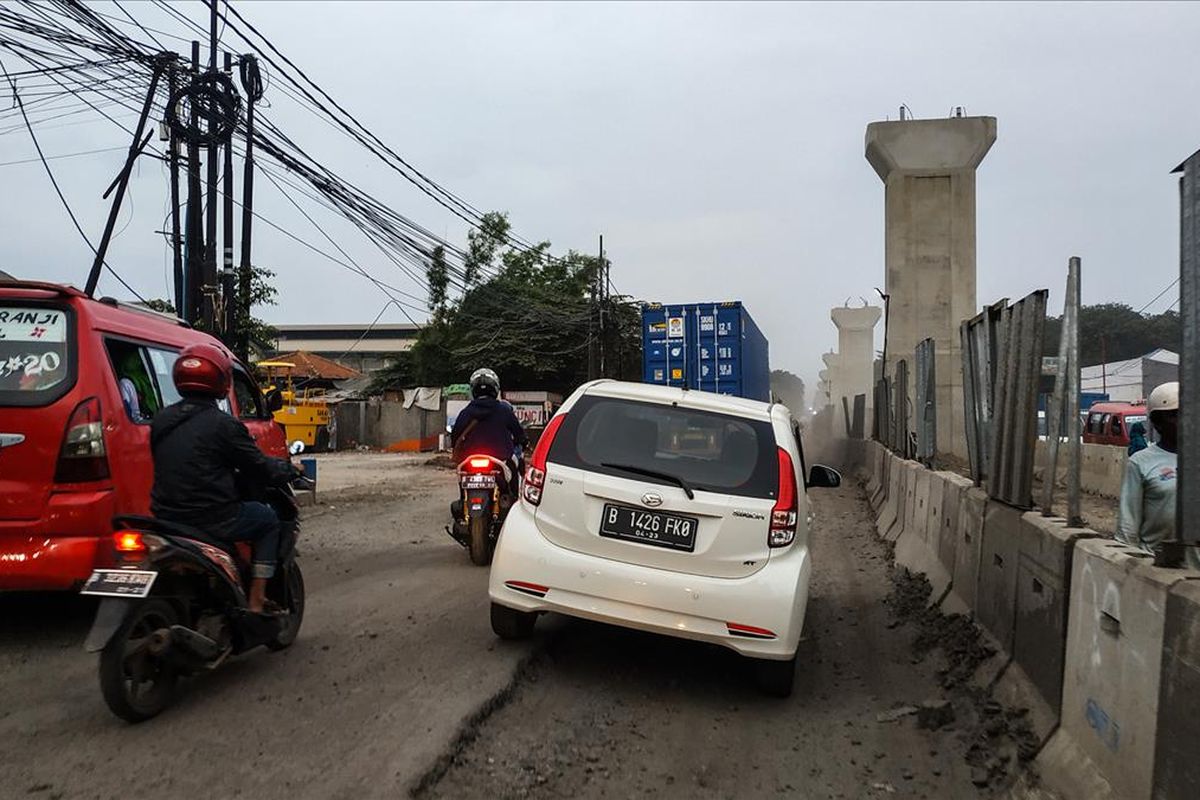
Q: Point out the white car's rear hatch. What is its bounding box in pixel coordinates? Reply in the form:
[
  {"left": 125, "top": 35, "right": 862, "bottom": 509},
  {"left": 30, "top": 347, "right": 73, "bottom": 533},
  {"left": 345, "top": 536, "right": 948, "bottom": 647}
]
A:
[{"left": 533, "top": 393, "right": 779, "bottom": 579}]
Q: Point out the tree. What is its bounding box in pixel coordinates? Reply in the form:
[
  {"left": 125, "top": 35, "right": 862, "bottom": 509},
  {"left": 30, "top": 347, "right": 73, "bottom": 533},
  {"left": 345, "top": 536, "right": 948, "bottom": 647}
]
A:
[
  {"left": 770, "top": 370, "right": 807, "bottom": 414},
  {"left": 373, "top": 212, "right": 642, "bottom": 395},
  {"left": 145, "top": 265, "right": 279, "bottom": 354},
  {"left": 1043, "top": 303, "right": 1180, "bottom": 366}
]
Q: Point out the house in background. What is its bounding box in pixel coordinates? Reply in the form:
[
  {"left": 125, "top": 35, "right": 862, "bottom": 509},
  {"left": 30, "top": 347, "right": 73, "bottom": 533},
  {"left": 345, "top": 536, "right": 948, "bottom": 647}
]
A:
[{"left": 1080, "top": 348, "right": 1178, "bottom": 403}]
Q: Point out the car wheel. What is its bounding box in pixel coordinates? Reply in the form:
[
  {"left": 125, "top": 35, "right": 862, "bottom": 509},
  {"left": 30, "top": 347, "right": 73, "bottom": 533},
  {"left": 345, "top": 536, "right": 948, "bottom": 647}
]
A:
[
  {"left": 490, "top": 602, "right": 536, "bottom": 640},
  {"left": 752, "top": 654, "right": 797, "bottom": 698}
]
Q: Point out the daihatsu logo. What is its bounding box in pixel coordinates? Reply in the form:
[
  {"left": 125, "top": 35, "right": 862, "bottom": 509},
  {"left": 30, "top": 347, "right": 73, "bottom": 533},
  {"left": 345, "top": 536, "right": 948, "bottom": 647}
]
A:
[{"left": 641, "top": 493, "right": 663, "bottom": 507}]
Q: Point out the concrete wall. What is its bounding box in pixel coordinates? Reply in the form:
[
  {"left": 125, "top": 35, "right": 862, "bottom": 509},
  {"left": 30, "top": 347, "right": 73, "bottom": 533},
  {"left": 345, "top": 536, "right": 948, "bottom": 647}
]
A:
[
  {"left": 333, "top": 399, "right": 445, "bottom": 452},
  {"left": 854, "top": 441, "right": 1200, "bottom": 800},
  {"left": 1034, "top": 440, "right": 1126, "bottom": 499}
]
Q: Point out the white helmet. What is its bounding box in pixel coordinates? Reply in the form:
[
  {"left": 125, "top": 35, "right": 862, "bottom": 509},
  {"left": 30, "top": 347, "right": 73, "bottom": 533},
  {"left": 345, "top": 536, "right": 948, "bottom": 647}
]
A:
[
  {"left": 1147, "top": 381, "right": 1179, "bottom": 413},
  {"left": 469, "top": 368, "right": 500, "bottom": 399}
]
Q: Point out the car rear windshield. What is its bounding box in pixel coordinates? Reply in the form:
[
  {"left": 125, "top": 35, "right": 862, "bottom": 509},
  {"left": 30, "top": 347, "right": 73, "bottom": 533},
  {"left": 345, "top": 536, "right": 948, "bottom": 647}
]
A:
[
  {"left": 548, "top": 394, "right": 779, "bottom": 499},
  {"left": 0, "top": 304, "right": 75, "bottom": 406}
]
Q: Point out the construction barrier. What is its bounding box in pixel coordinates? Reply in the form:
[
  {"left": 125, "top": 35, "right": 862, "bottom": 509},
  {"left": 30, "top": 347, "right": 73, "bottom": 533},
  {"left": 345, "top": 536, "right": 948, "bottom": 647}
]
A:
[{"left": 853, "top": 442, "right": 1200, "bottom": 800}]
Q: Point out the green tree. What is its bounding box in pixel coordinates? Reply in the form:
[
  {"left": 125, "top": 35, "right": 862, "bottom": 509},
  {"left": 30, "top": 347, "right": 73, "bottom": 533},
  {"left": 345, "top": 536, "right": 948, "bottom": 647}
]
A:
[
  {"left": 1044, "top": 303, "right": 1181, "bottom": 366},
  {"left": 145, "top": 265, "right": 279, "bottom": 354},
  {"left": 770, "top": 369, "right": 807, "bottom": 414},
  {"left": 374, "top": 213, "right": 642, "bottom": 395}
]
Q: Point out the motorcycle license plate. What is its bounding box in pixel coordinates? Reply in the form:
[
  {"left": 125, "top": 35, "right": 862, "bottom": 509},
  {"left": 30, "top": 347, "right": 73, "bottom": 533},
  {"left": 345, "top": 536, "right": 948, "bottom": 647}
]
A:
[
  {"left": 80, "top": 569, "right": 158, "bottom": 598},
  {"left": 461, "top": 474, "right": 497, "bottom": 489}
]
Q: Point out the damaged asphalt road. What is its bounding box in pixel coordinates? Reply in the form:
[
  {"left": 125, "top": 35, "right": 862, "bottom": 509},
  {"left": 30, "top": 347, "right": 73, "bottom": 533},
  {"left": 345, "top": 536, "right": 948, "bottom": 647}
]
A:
[{"left": 1, "top": 461, "right": 1028, "bottom": 799}]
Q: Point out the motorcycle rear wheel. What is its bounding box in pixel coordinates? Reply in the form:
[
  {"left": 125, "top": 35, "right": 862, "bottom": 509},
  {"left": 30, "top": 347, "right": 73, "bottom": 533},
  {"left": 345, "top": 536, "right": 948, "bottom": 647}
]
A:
[
  {"left": 468, "top": 515, "right": 493, "bottom": 566},
  {"left": 98, "top": 598, "right": 180, "bottom": 723},
  {"left": 267, "top": 563, "right": 306, "bottom": 651}
]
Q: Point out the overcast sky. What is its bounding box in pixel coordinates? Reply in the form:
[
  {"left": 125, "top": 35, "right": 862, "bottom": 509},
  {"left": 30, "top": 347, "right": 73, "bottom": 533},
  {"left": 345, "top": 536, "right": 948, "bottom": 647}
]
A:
[{"left": 1, "top": 1, "right": 1197, "bottom": 394}]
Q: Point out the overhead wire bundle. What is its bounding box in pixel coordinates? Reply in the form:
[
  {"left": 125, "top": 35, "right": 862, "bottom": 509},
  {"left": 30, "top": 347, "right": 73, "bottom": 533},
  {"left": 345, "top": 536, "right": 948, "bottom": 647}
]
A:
[{"left": 0, "top": 0, "right": 605, "bottom": 337}]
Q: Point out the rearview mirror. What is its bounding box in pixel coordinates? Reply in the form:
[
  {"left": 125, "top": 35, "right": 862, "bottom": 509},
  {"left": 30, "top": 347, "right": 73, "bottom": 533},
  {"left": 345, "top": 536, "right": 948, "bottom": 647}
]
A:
[
  {"left": 290, "top": 440, "right": 306, "bottom": 456},
  {"left": 806, "top": 464, "right": 841, "bottom": 489},
  {"left": 265, "top": 388, "right": 283, "bottom": 413}
]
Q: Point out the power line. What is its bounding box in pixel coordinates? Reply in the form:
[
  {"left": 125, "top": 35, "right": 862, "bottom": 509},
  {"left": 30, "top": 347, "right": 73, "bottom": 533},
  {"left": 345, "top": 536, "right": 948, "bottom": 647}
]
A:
[
  {"left": 1136, "top": 277, "right": 1180, "bottom": 315},
  {"left": 1, "top": 56, "right": 146, "bottom": 302}
]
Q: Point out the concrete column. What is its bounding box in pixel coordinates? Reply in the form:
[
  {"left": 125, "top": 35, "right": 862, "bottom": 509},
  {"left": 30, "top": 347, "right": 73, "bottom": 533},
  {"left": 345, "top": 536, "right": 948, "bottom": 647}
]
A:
[
  {"left": 831, "top": 305, "right": 882, "bottom": 434},
  {"left": 821, "top": 351, "right": 842, "bottom": 436},
  {"left": 865, "top": 115, "right": 996, "bottom": 460}
]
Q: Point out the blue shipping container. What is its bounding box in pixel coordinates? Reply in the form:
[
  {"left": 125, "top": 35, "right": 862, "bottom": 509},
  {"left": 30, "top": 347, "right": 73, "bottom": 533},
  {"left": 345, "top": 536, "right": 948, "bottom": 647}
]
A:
[{"left": 641, "top": 301, "right": 770, "bottom": 401}]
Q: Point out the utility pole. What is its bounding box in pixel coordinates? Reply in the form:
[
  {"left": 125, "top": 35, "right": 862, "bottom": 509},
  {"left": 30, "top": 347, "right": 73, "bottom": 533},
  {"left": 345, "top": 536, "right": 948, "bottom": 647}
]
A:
[
  {"left": 588, "top": 248, "right": 598, "bottom": 382},
  {"left": 84, "top": 59, "right": 165, "bottom": 297},
  {"left": 598, "top": 234, "right": 606, "bottom": 379},
  {"left": 237, "top": 54, "right": 262, "bottom": 361},
  {"left": 184, "top": 41, "right": 204, "bottom": 324},
  {"left": 167, "top": 62, "right": 183, "bottom": 315},
  {"left": 221, "top": 51, "right": 236, "bottom": 340},
  {"left": 202, "top": 0, "right": 219, "bottom": 330}
]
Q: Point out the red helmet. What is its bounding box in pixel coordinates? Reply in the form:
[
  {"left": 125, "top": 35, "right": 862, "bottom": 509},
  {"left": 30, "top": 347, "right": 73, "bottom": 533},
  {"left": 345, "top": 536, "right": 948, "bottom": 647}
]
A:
[{"left": 172, "top": 342, "right": 232, "bottom": 397}]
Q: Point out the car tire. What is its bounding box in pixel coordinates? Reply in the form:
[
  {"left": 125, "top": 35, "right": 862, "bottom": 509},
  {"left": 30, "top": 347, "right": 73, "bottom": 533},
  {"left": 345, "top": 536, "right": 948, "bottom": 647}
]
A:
[
  {"left": 490, "top": 602, "right": 536, "bottom": 640},
  {"left": 753, "top": 654, "right": 797, "bottom": 698}
]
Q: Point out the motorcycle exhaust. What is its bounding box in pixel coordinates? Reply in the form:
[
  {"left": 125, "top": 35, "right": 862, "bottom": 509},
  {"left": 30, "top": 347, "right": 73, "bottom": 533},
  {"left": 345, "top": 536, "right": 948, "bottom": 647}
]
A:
[{"left": 146, "top": 625, "right": 224, "bottom": 668}]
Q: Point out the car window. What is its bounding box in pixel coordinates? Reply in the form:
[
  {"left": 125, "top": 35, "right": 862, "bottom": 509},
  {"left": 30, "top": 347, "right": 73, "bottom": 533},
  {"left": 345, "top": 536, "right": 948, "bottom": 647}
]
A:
[
  {"left": 1087, "top": 413, "right": 1103, "bottom": 434},
  {"left": 792, "top": 420, "right": 808, "bottom": 485},
  {"left": 0, "top": 304, "right": 74, "bottom": 406},
  {"left": 1110, "top": 415, "right": 1123, "bottom": 435},
  {"left": 549, "top": 394, "right": 779, "bottom": 499},
  {"left": 105, "top": 339, "right": 166, "bottom": 423},
  {"left": 232, "top": 369, "right": 263, "bottom": 420},
  {"left": 1101, "top": 414, "right": 1111, "bottom": 435},
  {"left": 145, "top": 346, "right": 182, "bottom": 407}
]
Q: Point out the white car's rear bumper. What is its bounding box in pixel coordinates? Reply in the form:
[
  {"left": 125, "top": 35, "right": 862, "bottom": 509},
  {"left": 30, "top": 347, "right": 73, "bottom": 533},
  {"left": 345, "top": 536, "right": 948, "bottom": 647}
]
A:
[{"left": 488, "top": 503, "right": 811, "bottom": 660}]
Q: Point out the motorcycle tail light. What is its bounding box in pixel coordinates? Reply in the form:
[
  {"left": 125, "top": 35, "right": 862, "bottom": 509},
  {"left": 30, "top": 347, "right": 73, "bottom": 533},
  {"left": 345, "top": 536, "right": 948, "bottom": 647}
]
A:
[
  {"left": 114, "top": 531, "right": 146, "bottom": 553},
  {"left": 468, "top": 456, "right": 492, "bottom": 471}
]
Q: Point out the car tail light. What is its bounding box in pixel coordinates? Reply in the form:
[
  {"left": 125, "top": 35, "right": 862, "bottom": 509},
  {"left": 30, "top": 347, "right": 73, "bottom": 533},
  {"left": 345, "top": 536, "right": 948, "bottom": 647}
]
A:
[
  {"left": 55, "top": 397, "right": 110, "bottom": 483},
  {"left": 769, "top": 447, "right": 797, "bottom": 547},
  {"left": 523, "top": 413, "right": 567, "bottom": 507},
  {"left": 467, "top": 456, "right": 492, "bottom": 472}
]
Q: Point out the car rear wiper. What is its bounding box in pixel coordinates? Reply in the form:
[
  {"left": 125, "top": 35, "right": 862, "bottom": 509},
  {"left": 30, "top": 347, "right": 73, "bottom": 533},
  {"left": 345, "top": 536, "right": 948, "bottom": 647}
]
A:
[{"left": 601, "top": 462, "right": 695, "bottom": 500}]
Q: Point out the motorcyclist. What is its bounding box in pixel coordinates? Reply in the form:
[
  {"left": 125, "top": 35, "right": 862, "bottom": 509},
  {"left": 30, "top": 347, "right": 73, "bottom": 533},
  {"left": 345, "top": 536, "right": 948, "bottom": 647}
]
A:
[
  {"left": 149, "top": 342, "right": 298, "bottom": 614},
  {"left": 450, "top": 368, "right": 528, "bottom": 493}
]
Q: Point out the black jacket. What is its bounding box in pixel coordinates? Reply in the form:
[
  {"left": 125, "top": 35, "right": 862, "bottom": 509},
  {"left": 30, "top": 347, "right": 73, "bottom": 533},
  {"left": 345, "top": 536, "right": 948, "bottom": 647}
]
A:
[
  {"left": 450, "top": 397, "right": 527, "bottom": 462},
  {"left": 150, "top": 397, "right": 295, "bottom": 532}
]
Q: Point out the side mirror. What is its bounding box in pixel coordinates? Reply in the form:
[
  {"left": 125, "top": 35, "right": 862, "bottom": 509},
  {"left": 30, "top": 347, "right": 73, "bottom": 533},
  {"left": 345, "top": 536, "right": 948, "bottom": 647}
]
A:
[
  {"left": 265, "top": 388, "right": 284, "bottom": 413},
  {"left": 290, "top": 440, "right": 306, "bottom": 456},
  {"left": 806, "top": 464, "right": 842, "bottom": 489}
]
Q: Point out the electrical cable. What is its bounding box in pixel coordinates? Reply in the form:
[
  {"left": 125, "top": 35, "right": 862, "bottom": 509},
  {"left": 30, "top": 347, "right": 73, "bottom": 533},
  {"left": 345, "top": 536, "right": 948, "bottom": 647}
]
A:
[{"left": 1, "top": 57, "right": 147, "bottom": 302}]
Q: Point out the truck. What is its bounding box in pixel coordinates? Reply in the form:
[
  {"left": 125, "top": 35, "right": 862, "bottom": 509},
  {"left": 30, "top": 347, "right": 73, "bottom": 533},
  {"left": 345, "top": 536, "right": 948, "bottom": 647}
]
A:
[{"left": 641, "top": 301, "right": 770, "bottom": 401}]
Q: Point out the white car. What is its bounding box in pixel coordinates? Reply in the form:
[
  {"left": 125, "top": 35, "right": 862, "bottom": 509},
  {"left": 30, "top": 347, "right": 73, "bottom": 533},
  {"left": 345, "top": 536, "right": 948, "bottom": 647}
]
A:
[{"left": 487, "top": 379, "right": 840, "bottom": 696}]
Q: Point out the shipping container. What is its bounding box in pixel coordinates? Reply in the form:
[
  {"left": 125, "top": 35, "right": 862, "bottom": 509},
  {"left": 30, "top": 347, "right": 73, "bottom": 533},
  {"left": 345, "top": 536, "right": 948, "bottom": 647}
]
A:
[{"left": 641, "top": 301, "right": 770, "bottom": 401}]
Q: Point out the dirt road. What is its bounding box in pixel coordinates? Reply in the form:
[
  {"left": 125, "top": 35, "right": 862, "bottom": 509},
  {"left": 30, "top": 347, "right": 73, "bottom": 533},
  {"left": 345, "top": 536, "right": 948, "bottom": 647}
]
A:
[{"left": 1, "top": 460, "right": 1003, "bottom": 799}]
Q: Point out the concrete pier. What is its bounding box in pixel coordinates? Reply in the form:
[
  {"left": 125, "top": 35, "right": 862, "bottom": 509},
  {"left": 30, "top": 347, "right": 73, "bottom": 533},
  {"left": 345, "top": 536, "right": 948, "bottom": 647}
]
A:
[
  {"left": 865, "top": 115, "right": 996, "bottom": 459},
  {"left": 831, "top": 304, "right": 882, "bottom": 435}
]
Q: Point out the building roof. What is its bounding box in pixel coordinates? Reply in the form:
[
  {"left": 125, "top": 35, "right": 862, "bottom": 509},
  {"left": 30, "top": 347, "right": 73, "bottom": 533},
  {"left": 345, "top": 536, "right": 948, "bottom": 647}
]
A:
[{"left": 261, "top": 351, "right": 362, "bottom": 381}]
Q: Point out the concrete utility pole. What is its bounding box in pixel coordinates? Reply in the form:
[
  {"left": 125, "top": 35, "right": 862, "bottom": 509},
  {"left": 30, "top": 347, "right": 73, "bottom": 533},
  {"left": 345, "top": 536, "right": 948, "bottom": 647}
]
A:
[
  {"left": 865, "top": 114, "right": 997, "bottom": 460},
  {"left": 1170, "top": 149, "right": 1200, "bottom": 567}
]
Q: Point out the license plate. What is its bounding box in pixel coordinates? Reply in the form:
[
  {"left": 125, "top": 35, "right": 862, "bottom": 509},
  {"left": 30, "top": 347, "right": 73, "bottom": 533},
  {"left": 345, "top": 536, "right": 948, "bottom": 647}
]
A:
[
  {"left": 80, "top": 569, "right": 157, "bottom": 598},
  {"left": 599, "top": 504, "right": 698, "bottom": 552},
  {"left": 461, "top": 474, "right": 497, "bottom": 489}
]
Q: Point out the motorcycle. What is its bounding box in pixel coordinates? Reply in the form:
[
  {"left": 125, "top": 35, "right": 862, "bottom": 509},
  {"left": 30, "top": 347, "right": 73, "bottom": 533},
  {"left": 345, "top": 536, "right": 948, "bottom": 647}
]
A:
[
  {"left": 447, "top": 453, "right": 519, "bottom": 566},
  {"left": 80, "top": 461, "right": 314, "bottom": 722}
]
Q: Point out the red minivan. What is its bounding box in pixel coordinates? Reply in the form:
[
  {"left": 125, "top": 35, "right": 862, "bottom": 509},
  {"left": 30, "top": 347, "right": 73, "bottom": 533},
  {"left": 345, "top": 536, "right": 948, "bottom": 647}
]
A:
[
  {"left": 0, "top": 280, "right": 286, "bottom": 591},
  {"left": 1082, "top": 401, "right": 1149, "bottom": 447}
]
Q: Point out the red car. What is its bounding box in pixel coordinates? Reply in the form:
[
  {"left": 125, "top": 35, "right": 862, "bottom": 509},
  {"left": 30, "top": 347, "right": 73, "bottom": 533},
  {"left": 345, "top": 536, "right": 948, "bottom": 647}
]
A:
[
  {"left": 1082, "top": 401, "right": 1149, "bottom": 447},
  {"left": 0, "top": 280, "right": 286, "bottom": 591}
]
